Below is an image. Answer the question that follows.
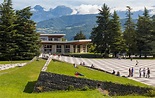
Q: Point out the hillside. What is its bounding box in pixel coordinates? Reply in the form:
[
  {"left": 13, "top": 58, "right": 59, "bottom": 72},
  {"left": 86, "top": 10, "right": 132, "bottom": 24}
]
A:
[{"left": 36, "top": 14, "right": 137, "bottom": 40}]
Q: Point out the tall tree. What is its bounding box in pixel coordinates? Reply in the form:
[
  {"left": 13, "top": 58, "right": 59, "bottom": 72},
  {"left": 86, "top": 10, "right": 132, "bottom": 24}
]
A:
[
  {"left": 15, "top": 7, "right": 40, "bottom": 60},
  {"left": 91, "top": 4, "right": 111, "bottom": 56},
  {"left": 123, "top": 6, "right": 136, "bottom": 57},
  {"left": 109, "top": 11, "right": 126, "bottom": 57},
  {"left": 74, "top": 31, "right": 86, "bottom": 40},
  {"left": 136, "top": 7, "right": 153, "bottom": 57},
  {"left": 0, "top": 0, "right": 17, "bottom": 60}
]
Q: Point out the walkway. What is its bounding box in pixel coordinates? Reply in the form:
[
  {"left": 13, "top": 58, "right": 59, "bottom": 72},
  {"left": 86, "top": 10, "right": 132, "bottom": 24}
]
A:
[{"left": 52, "top": 55, "right": 155, "bottom": 87}]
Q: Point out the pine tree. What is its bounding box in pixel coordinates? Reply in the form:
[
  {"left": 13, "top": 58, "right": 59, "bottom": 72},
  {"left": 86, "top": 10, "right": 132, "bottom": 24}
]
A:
[
  {"left": 0, "top": 0, "right": 18, "bottom": 60},
  {"left": 109, "top": 11, "right": 126, "bottom": 57},
  {"left": 74, "top": 31, "right": 86, "bottom": 40},
  {"left": 15, "top": 7, "right": 40, "bottom": 59},
  {"left": 136, "top": 7, "right": 153, "bottom": 58},
  {"left": 123, "top": 6, "right": 136, "bottom": 57},
  {"left": 91, "top": 4, "right": 111, "bottom": 56}
]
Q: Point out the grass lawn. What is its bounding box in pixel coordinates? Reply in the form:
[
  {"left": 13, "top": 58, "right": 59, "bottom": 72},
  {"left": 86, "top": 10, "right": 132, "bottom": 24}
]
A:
[
  {"left": 0, "top": 59, "right": 105, "bottom": 98},
  {"left": 0, "top": 58, "right": 154, "bottom": 98},
  {"left": 46, "top": 60, "right": 148, "bottom": 87}
]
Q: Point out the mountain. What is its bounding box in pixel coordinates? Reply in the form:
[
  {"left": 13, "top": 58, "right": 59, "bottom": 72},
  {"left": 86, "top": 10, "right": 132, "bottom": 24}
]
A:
[
  {"left": 31, "top": 5, "right": 154, "bottom": 22},
  {"left": 36, "top": 14, "right": 97, "bottom": 40},
  {"left": 31, "top": 5, "right": 73, "bottom": 22}
]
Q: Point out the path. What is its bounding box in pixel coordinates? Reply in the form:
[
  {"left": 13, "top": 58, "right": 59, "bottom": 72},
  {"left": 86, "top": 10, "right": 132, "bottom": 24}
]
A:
[{"left": 52, "top": 55, "right": 155, "bottom": 87}]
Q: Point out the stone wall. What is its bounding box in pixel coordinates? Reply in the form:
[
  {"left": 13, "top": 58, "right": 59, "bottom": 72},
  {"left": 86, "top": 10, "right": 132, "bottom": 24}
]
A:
[{"left": 33, "top": 72, "right": 151, "bottom": 96}]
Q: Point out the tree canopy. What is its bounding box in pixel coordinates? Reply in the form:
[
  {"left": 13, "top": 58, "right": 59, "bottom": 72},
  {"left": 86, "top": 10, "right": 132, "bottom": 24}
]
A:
[{"left": 0, "top": 0, "right": 40, "bottom": 60}]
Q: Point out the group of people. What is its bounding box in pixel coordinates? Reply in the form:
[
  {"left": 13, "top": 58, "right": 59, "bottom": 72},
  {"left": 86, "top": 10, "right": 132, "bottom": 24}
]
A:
[
  {"left": 112, "top": 70, "right": 120, "bottom": 76},
  {"left": 139, "top": 68, "right": 150, "bottom": 78},
  {"left": 128, "top": 67, "right": 134, "bottom": 77}
]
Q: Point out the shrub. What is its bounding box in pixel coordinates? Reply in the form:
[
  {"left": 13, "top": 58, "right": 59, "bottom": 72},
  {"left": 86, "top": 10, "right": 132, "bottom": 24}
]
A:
[
  {"left": 81, "top": 85, "right": 90, "bottom": 91},
  {"left": 68, "top": 85, "right": 75, "bottom": 91}
]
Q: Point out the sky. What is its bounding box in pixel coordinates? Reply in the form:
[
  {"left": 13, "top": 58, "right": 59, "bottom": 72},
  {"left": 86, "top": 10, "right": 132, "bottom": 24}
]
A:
[{"left": 0, "top": 0, "right": 155, "bottom": 14}]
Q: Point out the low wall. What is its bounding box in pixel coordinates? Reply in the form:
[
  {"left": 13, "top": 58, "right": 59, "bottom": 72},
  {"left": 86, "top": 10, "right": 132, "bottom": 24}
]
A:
[{"left": 33, "top": 72, "right": 151, "bottom": 96}]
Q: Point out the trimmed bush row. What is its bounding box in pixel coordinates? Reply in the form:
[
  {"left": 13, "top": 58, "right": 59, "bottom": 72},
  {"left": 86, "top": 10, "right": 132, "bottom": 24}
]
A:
[{"left": 33, "top": 72, "right": 151, "bottom": 96}]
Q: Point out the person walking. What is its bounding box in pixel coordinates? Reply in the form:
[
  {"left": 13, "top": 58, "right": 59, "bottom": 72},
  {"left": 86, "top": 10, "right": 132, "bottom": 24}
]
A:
[
  {"left": 139, "top": 68, "right": 142, "bottom": 78},
  {"left": 146, "top": 68, "right": 150, "bottom": 78},
  {"left": 131, "top": 67, "right": 134, "bottom": 77},
  {"left": 143, "top": 68, "right": 146, "bottom": 77}
]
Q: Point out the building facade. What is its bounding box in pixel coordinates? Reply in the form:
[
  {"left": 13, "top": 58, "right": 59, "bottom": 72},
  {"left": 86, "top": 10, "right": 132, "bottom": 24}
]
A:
[{"left": 40, "top": 34, "right": 91, "bottom": 54}]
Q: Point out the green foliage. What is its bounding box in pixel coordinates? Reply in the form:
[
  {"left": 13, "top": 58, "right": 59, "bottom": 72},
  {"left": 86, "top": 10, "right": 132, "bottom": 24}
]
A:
[
  {"left": 123, "top": 6, "right": 137, "bottom": 57},
  {"left": 0, "top": 0, "right": 40, "bottom": 60},
  {"left": 68, "top": 85, "right": 75, "bottom": 91},
  {"left": 136, "top": 7, "right": 154, "bottom": 58},
  {"left": 81, "top": 85, "right": 90, "bottom": 91},
  {"left": 74, "top": 31, "right": 86, "bottom": 40},
  {"left": 146, "top": 89, "right": 155, "bottom": 97},
  {"left": 91, "top": 4, "right": 111, "bottom": 56}
]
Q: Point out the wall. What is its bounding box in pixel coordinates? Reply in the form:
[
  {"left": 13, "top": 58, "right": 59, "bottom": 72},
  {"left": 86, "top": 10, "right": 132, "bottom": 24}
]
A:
[{"left": 33, "top": 72, "right": 151, "bottom": 96}]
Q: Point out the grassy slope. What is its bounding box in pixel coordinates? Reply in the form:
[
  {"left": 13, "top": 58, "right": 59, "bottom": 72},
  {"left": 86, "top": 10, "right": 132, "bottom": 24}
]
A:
[
  {"left": 0, "top": 59, "right": 104, "bottom": 98},
  {"left": 46, "top": 60, "right": 148, "bottom": 87}
]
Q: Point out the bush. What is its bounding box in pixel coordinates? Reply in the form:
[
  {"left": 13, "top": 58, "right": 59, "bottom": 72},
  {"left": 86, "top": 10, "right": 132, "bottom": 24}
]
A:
[
  {"left": 68, "top": 85, "right": 75, "bottom": 91},
  {"left": 146, "top": 90, "right": 155, "bottom": 97},
  {"left": 81, "top": 85, "right": 90, "bottom": 91}
]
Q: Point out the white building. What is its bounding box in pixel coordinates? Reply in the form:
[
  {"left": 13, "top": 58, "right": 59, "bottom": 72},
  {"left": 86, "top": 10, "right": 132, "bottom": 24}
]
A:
[{"left": 40, "top": 34, "right": 91, "bottom": 54}]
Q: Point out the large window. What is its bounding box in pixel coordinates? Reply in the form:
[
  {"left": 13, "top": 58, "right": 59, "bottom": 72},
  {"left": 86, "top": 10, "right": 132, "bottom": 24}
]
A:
[
  {"left": 65, "top": 45, "right": 70, "bottom": 53},
  {"left": 56, "top": 45, "right": 61, "bottom": 53},
  {"left": 44, "top": 44, "right": 52, "bottom": 53}
]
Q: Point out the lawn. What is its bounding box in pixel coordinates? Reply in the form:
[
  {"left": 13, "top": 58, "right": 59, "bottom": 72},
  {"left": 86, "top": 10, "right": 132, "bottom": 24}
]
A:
[
  {"left": 46, "top": 60, "right": 148, "bottom": 87},
  {"left": 0, "top": 58, "right": 154, "bottom": 98},
  {"left": 0, "top": 59, "right": 105, "bottom": 98}
]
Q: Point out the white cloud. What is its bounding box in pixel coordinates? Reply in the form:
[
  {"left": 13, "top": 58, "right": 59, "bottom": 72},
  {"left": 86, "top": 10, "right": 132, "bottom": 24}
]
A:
[
  {"left": 0, "top": 0, "right": 155, "bottom": 14},
  {"left": 76, "top": 4, "right": 100, "bottom": 14}
]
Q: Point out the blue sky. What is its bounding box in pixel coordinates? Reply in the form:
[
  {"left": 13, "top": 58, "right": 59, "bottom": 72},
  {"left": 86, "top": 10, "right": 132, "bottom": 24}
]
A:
[{"left": 0, "top": 0, "right": 155, "bottom": 14}]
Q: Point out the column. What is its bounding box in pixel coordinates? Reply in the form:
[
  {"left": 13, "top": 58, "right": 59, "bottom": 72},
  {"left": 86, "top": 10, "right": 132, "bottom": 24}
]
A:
[
  {"left": 75, "top": 45, "right": 77, "bottom": 53},
  {"left": 52, "top": 45, "right": 56, "bottom": 54},
  {"left": 70, "top": 45, "right": 74, "bottom": 53},
  {"left": 80, "top": 45, "right": 83, "bottom": 53},
  {"left": 61, "top": 45, "right": 64, "bottom": 54}
]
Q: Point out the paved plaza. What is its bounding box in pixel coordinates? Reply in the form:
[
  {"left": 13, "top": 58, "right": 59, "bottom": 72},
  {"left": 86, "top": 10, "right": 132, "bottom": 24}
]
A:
[{"left": 52, "top": 55, "right": 155, "bottom": 87}]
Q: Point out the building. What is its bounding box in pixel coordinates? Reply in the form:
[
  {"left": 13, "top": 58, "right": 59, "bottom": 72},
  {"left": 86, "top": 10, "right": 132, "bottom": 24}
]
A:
[{"left": 40, "top": 34, "right": 91, "bottom": 54}]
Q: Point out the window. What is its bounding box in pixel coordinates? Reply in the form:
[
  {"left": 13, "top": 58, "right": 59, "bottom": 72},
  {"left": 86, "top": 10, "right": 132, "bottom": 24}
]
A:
[
  {"left": 56, "top": 45, "right": 61, "bottom": 53},
  {"left": 65, "top": 45, "right": 70, "bottom": 53},
  {"left": 43, "top": 44, "right": 52, "bottom": 53}
]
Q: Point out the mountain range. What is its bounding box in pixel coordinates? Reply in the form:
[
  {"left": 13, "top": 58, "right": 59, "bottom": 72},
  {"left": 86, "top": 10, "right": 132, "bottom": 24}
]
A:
[{"left": 32, "top": 5, "right": 154, "bottom": 40}]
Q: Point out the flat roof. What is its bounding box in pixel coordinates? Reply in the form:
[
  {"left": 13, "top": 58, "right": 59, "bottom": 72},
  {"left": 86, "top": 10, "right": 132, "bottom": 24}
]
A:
[
  {"left": 41, "top": 39, "right": 91, "bottom": 44},
  {"left": 40, "top": 34, "right": 66, "bottom": 37}
]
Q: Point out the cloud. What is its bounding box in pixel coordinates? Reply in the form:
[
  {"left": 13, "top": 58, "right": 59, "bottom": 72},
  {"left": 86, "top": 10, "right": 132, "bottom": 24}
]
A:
[{"left": 76, "top": 4, "right": 100, "bottom": 14}]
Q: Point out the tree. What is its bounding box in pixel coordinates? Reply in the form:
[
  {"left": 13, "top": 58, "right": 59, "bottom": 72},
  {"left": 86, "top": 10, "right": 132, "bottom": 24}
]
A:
[
  {"left": 0, "top": 0, "right": 40, "bottom": 60},
  {"left": 91, "top": 4, "right": 111, "bottom": 56},
  {"left": 0, "top": 0, "right": 18, "bottom": 60},
  {"left": 136, "top": 7, "right": 153, "bottom": 57},
  {"left": 109, "top": 11, "right": 126, "bottom": 57},
  {"left": 74, "top": 31, "right": 86, "bottom": 40},
  {"left": 15, "top": 7, "right": 40, "bottom": 60},
  {"left": 123, "top": 6, "right": 136, "bottom": 57}
]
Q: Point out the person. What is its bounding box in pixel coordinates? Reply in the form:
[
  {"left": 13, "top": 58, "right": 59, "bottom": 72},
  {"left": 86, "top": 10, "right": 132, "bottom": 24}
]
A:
[
  {"left": 75, "top": 72, "right": 84, "bottom": 76},
  {"left": 146, "top": 68, "right": 150, "bottom": 78},
  {"left": 131, "top": 67, "right": 134, "bottom": 77},
  {"left": 91, "top": 64, "right": 94, "bottom": 68},
  {"left": 112, "top": 70, "right": 115, "bottom": 75},
  {"left": 116, "top": 71, "right": 120, "bottom": 76},
  {"left": 143, "top": 68, "right": 146, "bottom": 77},
  {"left": 128, "top": 68, "right": 131, "bottom": 77},
  {"left": 139, "top": 68, "right": 142, "bottom": 77}
]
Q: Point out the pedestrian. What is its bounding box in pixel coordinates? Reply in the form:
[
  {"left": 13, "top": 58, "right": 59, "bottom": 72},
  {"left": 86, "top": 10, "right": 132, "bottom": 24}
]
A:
[
  {"left": 146, "top": 68, "right": 150, "bottom": 78},
  {"left": 131, "top": 67, "right": 134, "bottom": 77},
  {"left": 143, "top": 68, "right": 146, "bottom": 77},
  {"left": 116, "top": 71, "right": 120, "bottom": 76},
  {"left": 128, "top": 68, "right": 131, "bottom": 77},
  {"left": 139, "top": 68, "right": 142, "bottom": 77},
  {"left": 112, "top": 70, "right": 115, "bottom": 75}
]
